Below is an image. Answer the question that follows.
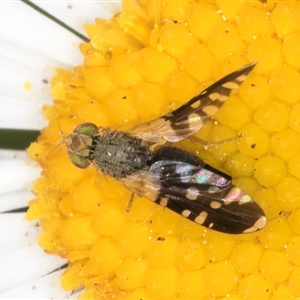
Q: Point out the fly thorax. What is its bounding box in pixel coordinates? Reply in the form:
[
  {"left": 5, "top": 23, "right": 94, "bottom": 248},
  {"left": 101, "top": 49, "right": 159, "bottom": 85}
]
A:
[{"left": 94, "top": 130, "right": 152, "bottom": 178}]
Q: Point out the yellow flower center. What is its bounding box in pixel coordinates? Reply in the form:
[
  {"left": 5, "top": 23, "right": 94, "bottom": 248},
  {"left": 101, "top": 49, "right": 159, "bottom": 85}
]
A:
[{"left": 27, "top": 0, "right": 300, "bottom": 299}]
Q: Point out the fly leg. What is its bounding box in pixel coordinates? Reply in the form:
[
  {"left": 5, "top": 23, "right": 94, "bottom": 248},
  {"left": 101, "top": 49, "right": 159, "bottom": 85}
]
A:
[
  {"left": 125, "top": 192, "right": 134, "bottom": 213},
  {"left": 188, "top": 134, "right": 244, "bottom": 150}
]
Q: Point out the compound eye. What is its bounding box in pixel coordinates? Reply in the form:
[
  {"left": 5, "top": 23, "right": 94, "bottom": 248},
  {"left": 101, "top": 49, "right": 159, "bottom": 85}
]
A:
[
  {"left": 73, "top": 123, "right": 98, "bottom": 137},
  {"left": 68, "top": 152, "right": 90, "bottom": 168}
]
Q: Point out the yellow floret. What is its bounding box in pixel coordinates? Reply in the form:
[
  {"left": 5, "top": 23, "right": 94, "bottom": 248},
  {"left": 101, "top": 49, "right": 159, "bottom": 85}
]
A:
[
  {"left": 176, "top": 239, "right": 206, "bottom": 271},
  {"left": 254, "top": 155, "right": 287, "bottom": 187},
  {"left": 253, "top": 188, "right": 281, "bottom": 221},
  {"left": 237, "top": 5, "right": 275, "bottom": 42},
  {"left": 131, "top": 81, "right": 168, "bottom": 118},
  {"left": 187, "top": 2, "right": 223, "bottom": 41},
  {"left": 146, "top": 236, "right": 179, "bottom": 268},
  {"left": 253, "top": 100, "right": 289, "bottom": 132},
  {"left": 286, "top": 235, "right": 300, "bottom": 266},
  {"left": 238, "top": 272, "right": 274, "bottom": 299},
  {"left": 271, "top": 284, "right": 294, "bottom": 300},
  {"left": 161, "top": 0, "right": 188, "bottom": 22},
  {"left": 92, "top": 201, "right": 126, "bottom": 236},
  {"left": 260, "top": 250, "right": 292, "bottom": 283},
  {"left": 162, "top": 69, "right": 198, "bottom": 103},
  {"left": 225, "top": 152, "right": 255, "bottom": 178},
  {"left": 276, "top": 177, "right": 300, "bottom": 211},
  {"left": 71, "top": 179, "right": 103, "bottom": 213},
  {"left": 288, "top": 152, "right": 300, "bottom": 181},
  {"left": 60, "top": 261, "right": 85, "bottom": 291},
  {"left": 203, "top": 261, "right": 238, "bottom": 297},
  {"left": 270, "top": 65, "right": 300, "bottom": 104},
  {"left": 26, "top": 0, "right": 300, "bottom": 299},
  {"left": 180, "top": 41, "right": 215, "bottom": 82},
  {"left": 290, "top": 103, "right": 300, "bottom": 134},
  {"left": 207, "top": 23, "right": 245, "bottom": 61},
  {"left": 259, "top": 217, "right": 292, "bottom": 250},
  {"left": 115, "top": 221, "right": 150, "bottom": 258},
  {"left": 270, "top": 1, "right": 300, "bottom": 38},
  {"left": 203, "top": 232, "right": 236, "bottom": 262},
  {"left": 138, "top": 47, "right": 177, "bottom": 83},
  {"left": 288, "top": 209, "right": 300, "bottom": 235},
  {"left": 238, "top": 122, "right": 270, "bottom": 158},
  {"left": 283, "top": 31, "right": 300, "bottom": 69},
  {"left": 215, "top": 0, "right": 243, "bottom": 22},
  {"left": 289, "top": 266, "right": 300, "bottom": 297},
  {"left": 247, "top": 37, "right": 282, "bottom": 74},
  {"left": 84, "top": 66, "right": 116, "bottom": 100},
  {"left": 110, "top": 52, "right": 143, "bottom": 89},
  {"left": 160, "top": 22, "right": 196, "bottom": 59},
  {"left": 216, "top": 96, "right": 251, "bottom": 131},
  {"left": 60, "top": 215, "right": 99, "bottom": 251},
  {"left": 116, "top": 258, "right": 148, "bottom": 291},
  {"left": 229, "top": 241, "right": 264, "bottom": 275},
  {"left": 88, "top": 237, "right": 120, "bottom": 275},
  {"left": 271, "top": 129, "right": 300, "bottom": 161},
  {"left": 177, "top": 270, "right": 206, "bottom": 299},
  {"left": 144, "top": 267, "right": 178, "bottom": 299},
  {"left": 239, "top": 73, "right": 272, "bottom": 111}
]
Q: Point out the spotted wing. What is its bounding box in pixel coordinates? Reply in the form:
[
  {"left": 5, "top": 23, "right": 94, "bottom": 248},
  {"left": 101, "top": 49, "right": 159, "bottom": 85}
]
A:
[
  {"left": 131, "top": 62, "right": 257, "bottom": 144},
  {"left": 120, "top": 148, "right": 266, "bottom": 234},
  {"left": 153, "top": 168, "right": 267, "bottom": 234}
]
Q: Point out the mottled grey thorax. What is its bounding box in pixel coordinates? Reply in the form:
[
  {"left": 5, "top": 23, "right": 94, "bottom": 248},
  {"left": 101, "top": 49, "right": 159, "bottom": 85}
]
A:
[{"left": 94, "top": 130, "right": 152, "bottom": 178}]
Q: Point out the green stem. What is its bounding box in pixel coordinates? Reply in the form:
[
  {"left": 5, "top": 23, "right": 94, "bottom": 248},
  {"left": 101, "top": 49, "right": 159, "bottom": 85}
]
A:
[
  {"left": 3, "top": 207, "right": 28, "bottom": 213},
  {"left": 0, "top": 129, "right": 40, "bottom": 150}
]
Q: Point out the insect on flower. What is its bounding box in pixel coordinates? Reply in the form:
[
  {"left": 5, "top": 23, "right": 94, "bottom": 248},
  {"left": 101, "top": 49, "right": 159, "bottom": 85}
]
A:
[{"left": 65, "top": 62, "right": 267, "bottom": 234}]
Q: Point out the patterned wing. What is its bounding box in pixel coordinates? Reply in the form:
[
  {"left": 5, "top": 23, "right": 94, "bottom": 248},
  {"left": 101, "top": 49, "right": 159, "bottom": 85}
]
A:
[
  {"left": 120, "top": 147, "right": 266, "bottom": 234},
  {"left": 131, "top": 62, "right": 257, "bottom": 144}
]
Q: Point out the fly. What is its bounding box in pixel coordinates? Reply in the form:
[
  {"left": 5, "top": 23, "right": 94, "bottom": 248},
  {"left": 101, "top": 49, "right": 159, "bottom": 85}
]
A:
[{"left": 65, "top": 62, "right": 266, "bottom": 234}]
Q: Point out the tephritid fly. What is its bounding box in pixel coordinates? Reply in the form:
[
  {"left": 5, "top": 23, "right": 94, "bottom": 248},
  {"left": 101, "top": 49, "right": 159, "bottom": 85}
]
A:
[{"left": 64, "top": 62, "right": 267, "bottom": 234}]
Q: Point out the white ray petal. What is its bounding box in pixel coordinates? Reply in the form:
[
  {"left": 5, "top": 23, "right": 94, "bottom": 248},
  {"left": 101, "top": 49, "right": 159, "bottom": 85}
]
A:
[
  {"left": 0, "top": 2, "right": 83, "bottom": 66},
  {"left": 0, "top": 190, "right": 33, "bottom": 212},
  {"left": 0, "top": 159, "right": 40, "bottom": 194},
  {"left": 0, "top": 40, "right": 55, "bottom": 104},
  {"left": 0, "top": 213, "right": 40, "bottom": 254},
  {"left": 38, "top": 1, "right": 121, "bottom": 31},
  {"left": 0, "top": 270, "right": 80, "bottom": 300},
  {"left": 0, "top": 243, "right": 67, "bottom": 293},
  {"left": 0, "top": 94, "right": 46, "bottom": 130},
  {"left": 0, "top": 150, "right": 27, "bottom": 160}
]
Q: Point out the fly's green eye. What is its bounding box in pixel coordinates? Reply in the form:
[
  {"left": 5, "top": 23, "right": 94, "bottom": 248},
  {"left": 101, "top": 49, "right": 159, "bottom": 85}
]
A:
[
  {"left": 68, "top": 152, "right": 90, "bottom": 168},
  {"left": 73, "top": 123, "right": 98, "bottom": 137},
  {"left": 67, "top": 123, "right": 97, "bottom": 169}
]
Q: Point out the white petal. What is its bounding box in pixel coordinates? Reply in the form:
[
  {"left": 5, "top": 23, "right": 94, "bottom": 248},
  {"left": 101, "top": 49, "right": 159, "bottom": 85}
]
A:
[
  {"left": 38, "top": 1, "right": 122, "bottom": 31},
  {"left": 0, "top": 94, "right": 47, "bottom": 130},
  {"left": 0, "top": 159, "right": 40, "bottom": 194},
  {"left": 0, "top": 150, "right": 27, "bottom": 160},
  {"left": 0, "top": 270, "right": 80, "bottom": 300},
  {"left": 0, "top": 243, "right": 66, "bottom": 293},
  {"left": 0, "top": 190, "right": 33, "bottom": 213},
  {"left": 0, "top": 40, "right": 52, "bottom": 130},
  {"left": 0, "top": 213, "right": 40, "bottom": 253},
  {"left": 0, "top": 3, "right": 83, "bottom": 66}
]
